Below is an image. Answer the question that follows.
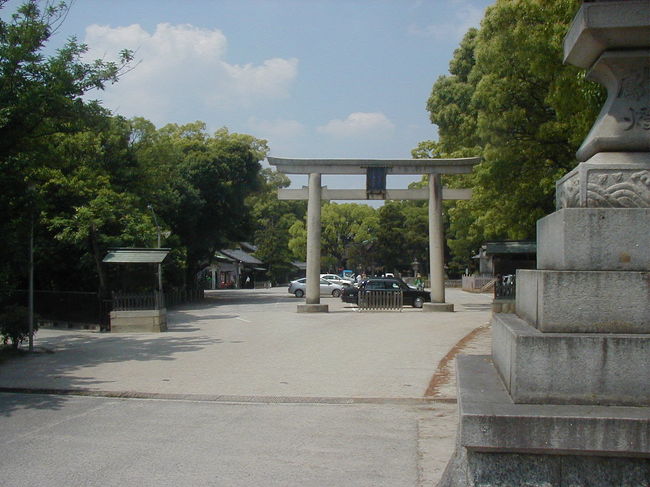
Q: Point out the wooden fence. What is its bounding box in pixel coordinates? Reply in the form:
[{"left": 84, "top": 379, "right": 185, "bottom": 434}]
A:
[
  {"left": 164, "top": 288, "right": 205, "bottom": 308},
  {"left": 112, "top": 289, "right": 204, "bottom": 311},
  {"left": 111, "top": 291, "right": 165, "bottom": 311},
  {"left": 4, "top": 288, "right": 204, "bottom": 332}
]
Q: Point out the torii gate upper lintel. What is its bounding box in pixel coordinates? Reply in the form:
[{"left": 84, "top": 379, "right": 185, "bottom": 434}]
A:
[{"left": 267, "top": 156, "right": 480, "bottom": 313}]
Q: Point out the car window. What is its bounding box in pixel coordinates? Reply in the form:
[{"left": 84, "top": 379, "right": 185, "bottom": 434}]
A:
[
  {"left": 320, "top": 279, "right": 331, "bottom": 285},
  {"left": 366, "top": 281, "right": 384, "bottom": 290},
  {"left": 390, "top": 282, "right": 400, "bottom": 290}
]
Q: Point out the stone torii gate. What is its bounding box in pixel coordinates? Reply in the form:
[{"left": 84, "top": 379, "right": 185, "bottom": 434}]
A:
[{"left": 267, "top": 156, "right": 480, "bottom": 313}]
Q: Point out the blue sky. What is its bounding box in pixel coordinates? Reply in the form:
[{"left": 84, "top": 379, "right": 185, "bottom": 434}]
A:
[{"left": 7, "top": 0, "right": 493, "bottom": 189}]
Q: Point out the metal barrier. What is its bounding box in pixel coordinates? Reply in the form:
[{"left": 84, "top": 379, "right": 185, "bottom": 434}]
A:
[
  {"left": 358, "top": 290, "right": 403, "bottom": 311},
  {"left": 494, "top": 276, "right": 516, "bottom": 299}
]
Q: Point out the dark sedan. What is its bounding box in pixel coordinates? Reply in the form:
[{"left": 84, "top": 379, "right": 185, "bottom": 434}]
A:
[{"left": 341, "top": 277, "right": 431, "bottom": 308}]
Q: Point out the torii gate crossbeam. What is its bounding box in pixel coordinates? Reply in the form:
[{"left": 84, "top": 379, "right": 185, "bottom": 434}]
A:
[{"left": 268, "top": 157, "right": 480, "bottom": 313}]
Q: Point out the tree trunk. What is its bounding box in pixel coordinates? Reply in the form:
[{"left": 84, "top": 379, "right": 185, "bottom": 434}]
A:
[{"left": 185, "top": 253, "right": 200, "bottom": 292}]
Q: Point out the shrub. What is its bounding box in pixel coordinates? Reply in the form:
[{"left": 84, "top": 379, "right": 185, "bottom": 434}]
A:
[{"left": 0, "top": 305, "right": 37, "bottom": 350}]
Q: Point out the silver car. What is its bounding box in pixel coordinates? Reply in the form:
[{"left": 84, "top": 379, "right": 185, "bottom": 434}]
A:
[
  {"left": 288, "top": 278, "right": 344, "bottom": 298},
  {"left": 320, "top": 273, "right": 354, "bottom": 286}
]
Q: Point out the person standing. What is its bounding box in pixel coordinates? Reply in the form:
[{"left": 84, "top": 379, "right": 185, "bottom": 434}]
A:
[{"left": 414, "top": 274, "right": 424, "bottom": 291}]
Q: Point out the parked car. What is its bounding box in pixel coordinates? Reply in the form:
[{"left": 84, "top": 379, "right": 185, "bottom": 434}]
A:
[
  {"left": 320, "top": 273, "right": 354, "bottom": 286},
  {"left": 288, "top": 278, "right": 344, "bottom": 298},
  {"left": 341, "top": 277, "right": 431, "bottom": 308}
]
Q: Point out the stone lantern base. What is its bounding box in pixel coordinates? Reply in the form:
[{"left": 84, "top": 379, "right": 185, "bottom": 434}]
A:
[{"left": 438, "top": 2, "right": 650, "bottom": 484}]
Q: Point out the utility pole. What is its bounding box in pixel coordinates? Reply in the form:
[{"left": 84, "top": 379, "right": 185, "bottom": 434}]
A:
[
  {"left": 147, "top": 205, "right": 163, "bottom": 294},
  {"left": 27, "top": 183, "right": 36, "bottom": 352},
  {"left": 28, "top": 211, "right": 34, "bottom": 352}
]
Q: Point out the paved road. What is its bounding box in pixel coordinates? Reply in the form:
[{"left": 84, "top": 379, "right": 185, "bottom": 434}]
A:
[
  {"left": 1, "top": 393, "right": 428, "bottom": 486},
  {"left": 0, "top": 287, "right": 492, "bottom": 486}
]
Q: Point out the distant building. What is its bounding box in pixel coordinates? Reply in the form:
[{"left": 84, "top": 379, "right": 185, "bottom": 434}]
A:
[
  {"left": 474, "top": 241, "right": 536, "bottom": 276},
  {"left": 203, "top": 243, "right": 266, "bottom": 289},
  {"left": 291, "top": 261, "right": 307, "bottom": 279}
]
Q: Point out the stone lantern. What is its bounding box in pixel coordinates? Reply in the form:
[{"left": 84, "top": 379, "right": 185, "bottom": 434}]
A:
[{"left": 439, "top": 2, "right": 650, "bottom": 485}]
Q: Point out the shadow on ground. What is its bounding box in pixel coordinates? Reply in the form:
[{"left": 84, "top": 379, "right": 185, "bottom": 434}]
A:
[
  {"left": 203, "top": 291, "right": 297, "bottom": 306},
  {"left": 0, "top": 290, "right": 302, "bottom": 415},
  {"left": 0, "top": 331, "right": 220, "bottom": 416},
  {"left": 459, "top": 303, "right": 493, "bottom": 312}
]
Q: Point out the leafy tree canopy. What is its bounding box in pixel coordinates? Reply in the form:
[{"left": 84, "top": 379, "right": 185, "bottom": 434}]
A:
[
  {"left": 0, "top": 0, "right": 133, "bottom": 294},
  {"left": 287, "top": 202, "right": 379, "bottom": 273},
  {"left": 133, "top": 122, "right": 268, "bottom": 288},
  {"left": 247, "top": 168, "right": 306, "bottom": 285},
  {"left": 418, "top": 0, "right": 604, "bottom": 269}
]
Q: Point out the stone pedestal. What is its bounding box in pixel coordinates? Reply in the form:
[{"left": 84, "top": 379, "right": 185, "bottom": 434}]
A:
[
  {"left": 442, "top": 356, "right": 650, "bottom": 487},
  {"left": 296, "top": 304, "right": 329, "bottom": 313},
  {"left": 110, "top": 309, "right": 167, "bottom": 333},
  {"left": 439, "top": 2, "right": 650, "bottom": 485},
  {"left": 516, "top": 268, "right": 649, "bottom": 333},
  {"left": 537, "top": 208, "right": 650, "bottom": 270},
  {"left": 492, "top": 313, "right": 650, "bottom": 406},
  {"left": 423, "top": 302, "right": 454, "bottom": 312}
]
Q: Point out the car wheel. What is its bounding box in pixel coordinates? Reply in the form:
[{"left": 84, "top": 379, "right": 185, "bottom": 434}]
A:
[
  {"left": 413, "top": 297, "right": 424, "bottom": 308},
  {"left": 332, "top": 289, "right": 341, "bottom": 298},
  {"left": 294, "top": 289, "right": 304, "bottom": 298}
]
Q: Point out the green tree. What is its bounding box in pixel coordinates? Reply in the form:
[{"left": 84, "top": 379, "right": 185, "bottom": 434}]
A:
[
  {"left": 0, "top": 1, "right": 132, "bottom": 161},
  {"left": 286, "top": 202, "right": 379, "bottom": 273},
  {"left": 320, "top": 203, "right": 378, "bottom": 272},
  {"left": 19, "top": 112, "right": 166, "bottom": 296},
  {"left": 374, "top": 202, "right": 408, "bottom": 273},
  {"left": 247, "top": 169, "right": 306, "bottom": 285},
  {"left": 0, "top": 0, "right": 133, "bottom": 296},
  {"left": 0, "top": 305, "right": 35, "bottom": 350},
  {"left": 373, "top": 199, "right": 431, "bottom": 275},
  {"left": 142, "top": 123, "right": 267, "bottom": 289},
  {"left": 418, "top": 0, "right": 604, "bottom": 270},
  {"left": 425, "top": 28, "right": 481, "bottom": 158},
  {"left": 287, "top": 219, "right": 307, "bottom": 262}
]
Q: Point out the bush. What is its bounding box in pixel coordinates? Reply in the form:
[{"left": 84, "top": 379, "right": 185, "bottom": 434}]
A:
[{"left": 0, "top": 305, "right": 37, "bottom": 350}]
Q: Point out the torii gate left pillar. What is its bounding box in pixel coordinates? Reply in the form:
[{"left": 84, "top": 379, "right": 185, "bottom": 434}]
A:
[
  {"left": 268, "top": 157, "right": 480, "bottom": 313},
  {"left": 304, "top": 173, "right": 328, "bottom": 312}
]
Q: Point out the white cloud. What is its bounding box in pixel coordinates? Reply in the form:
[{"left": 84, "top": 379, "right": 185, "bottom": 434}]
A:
[
  {"left": 247, "top": 117, "right": 305, "bottom": 139},
  {"left": 225, "top": 58, "right": 299, "bottom": 101},
  {"left": 408, "top": 2, "right": 484, "bottom": 41},
  {"left": 82, "top": 23, "right": 298, "bottom": 123},
  {"left": 317, "top": 112, "right": 395, "bottom": 138}
]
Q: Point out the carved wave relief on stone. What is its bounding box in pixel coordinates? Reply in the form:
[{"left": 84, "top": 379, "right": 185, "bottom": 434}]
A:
[
  {"left": 619, "top": 66, "right": 650, "bottom": 131},
  {"left": 556, "top": 175, "right": 580, "bottom": 209},
  {"left": 586, "top": 170, "right": 650, "bottom": 207}
]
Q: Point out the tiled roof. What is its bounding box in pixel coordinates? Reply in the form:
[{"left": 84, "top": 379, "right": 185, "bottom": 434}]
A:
[
  {"left": 484, "top": 241, "right": 536, "bottom": 255},
  {"left": 221, "top": 249, "right": 263, "bottom": 265}
]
